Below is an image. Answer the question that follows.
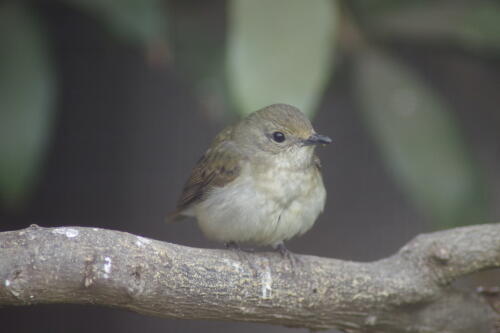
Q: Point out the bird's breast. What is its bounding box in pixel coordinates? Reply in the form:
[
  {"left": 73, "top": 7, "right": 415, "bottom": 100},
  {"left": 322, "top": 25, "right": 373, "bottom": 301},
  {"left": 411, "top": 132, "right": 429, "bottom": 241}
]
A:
[
  {"left": 252, "top": 163, "right": 322, "bottom": 206},
  {"left": 194, "top": 160, "right": 326, "bottom": 246}
]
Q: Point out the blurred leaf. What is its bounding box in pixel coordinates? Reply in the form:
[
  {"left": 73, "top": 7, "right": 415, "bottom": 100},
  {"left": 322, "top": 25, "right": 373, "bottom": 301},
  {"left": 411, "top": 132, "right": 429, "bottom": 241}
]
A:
[
  {"left": 0, "top": 3, "right": 56, "bottom": 208},
  {"left": 63, "top": 0, "right": 168, "bottom": 47},
  {"left": 461, "top": 4, "right": 500, "bottom": 51},
  {"left": 169, "top": 2, "right": 230, "bottom": 120},
  {"left": 353, "top": 49, "right": 488, "bottom": 228},
  {"left": 349, "top": 0, "right": 435, "bottom": 16},
  {"left": 367, "top": 2, "right": 500, "bottom": 53},
  {"left": 227, "top": 0, "right": 337, "bottom": 117}
]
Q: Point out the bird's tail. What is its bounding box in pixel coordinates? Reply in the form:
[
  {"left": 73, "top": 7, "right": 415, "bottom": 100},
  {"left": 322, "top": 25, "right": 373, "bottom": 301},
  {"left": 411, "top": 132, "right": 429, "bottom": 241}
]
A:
[{"left": 165, "top": 209, "right": 186, "bottom": 223}]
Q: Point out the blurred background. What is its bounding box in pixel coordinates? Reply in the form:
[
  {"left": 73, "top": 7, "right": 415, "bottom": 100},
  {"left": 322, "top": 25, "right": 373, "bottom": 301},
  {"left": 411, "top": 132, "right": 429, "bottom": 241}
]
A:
[{"left": 0, "top": 0, "right": 499, "bottom": 332}]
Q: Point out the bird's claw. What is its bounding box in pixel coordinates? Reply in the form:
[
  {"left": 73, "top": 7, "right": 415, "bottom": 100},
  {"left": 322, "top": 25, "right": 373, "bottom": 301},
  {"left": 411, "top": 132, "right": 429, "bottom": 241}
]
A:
[{"left": 275, "top": 242, "right": 301, "bottom": 271}]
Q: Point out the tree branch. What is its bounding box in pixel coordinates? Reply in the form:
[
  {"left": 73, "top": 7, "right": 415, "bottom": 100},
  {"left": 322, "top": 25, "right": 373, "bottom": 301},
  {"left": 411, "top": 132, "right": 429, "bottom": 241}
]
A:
[{"left": 0, "top": 224, "right": 498, "bottom": 332}]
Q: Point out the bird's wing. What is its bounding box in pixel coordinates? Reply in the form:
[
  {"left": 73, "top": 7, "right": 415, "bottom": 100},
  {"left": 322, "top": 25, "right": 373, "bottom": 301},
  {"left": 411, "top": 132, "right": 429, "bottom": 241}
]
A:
[{"left": 168, "top": 127, "right": 244, "bottom": 221}]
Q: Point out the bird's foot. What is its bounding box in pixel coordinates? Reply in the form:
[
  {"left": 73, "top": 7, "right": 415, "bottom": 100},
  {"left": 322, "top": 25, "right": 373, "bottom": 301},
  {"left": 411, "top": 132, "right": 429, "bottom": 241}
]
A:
[
  {"left": 274, "top": 242, "right": 301, "bottom": 272},
  {"left": 225, "top": 241, "right": 259, "bottom": 274}
]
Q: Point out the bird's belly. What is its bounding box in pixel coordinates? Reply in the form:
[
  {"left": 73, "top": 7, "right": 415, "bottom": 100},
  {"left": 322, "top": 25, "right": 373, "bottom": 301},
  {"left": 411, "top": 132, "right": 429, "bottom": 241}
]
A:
[{"left": 194, "top": 168, "right": 326, "bottom": 246}]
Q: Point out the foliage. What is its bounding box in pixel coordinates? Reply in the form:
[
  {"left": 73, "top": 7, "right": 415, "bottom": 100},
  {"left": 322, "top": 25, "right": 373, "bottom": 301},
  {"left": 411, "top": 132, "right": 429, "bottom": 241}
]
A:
[
  {"left": 0, "top": 0, "right": 496, "bottom": 227},
  {"left": 0, "top": 3, "right": 56, "bottom": 207},
  {"left": 353, "top": 49, "right": 487, "bottom": 227},
  {"left": 226, "top": 0, "right": 337, "bottom": 116}
]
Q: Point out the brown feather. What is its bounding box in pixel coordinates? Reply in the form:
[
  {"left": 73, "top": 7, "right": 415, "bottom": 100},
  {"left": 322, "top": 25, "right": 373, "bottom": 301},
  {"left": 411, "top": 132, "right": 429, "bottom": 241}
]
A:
[{"left": 167, "top": 125, "right": 244, "bottom": 221}]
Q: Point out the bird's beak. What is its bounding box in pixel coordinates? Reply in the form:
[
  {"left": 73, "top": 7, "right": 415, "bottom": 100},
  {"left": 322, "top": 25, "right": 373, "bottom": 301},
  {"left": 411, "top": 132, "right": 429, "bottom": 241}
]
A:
[{"left": 303, "top": 133, "right": 332, "bottom": 146}]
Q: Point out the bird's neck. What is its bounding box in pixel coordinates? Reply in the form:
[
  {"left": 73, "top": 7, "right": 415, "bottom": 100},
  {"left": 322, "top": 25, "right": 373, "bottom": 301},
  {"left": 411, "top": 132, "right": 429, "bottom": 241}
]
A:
[{"left": 251, "top": 147, "right": 316, "bottom": 172}]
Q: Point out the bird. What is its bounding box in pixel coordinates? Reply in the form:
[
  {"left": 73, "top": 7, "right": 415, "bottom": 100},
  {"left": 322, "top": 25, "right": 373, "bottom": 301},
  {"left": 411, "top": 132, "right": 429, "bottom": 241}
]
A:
[{"left": 168, "top": 103, "right": 331, "bottom": 257}]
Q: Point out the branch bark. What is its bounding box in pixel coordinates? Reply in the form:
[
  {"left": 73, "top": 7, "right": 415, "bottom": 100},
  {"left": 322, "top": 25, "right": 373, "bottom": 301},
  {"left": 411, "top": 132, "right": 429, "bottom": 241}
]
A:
[{"left": 0, "top": 224, "right": 498, "bottom": 332}]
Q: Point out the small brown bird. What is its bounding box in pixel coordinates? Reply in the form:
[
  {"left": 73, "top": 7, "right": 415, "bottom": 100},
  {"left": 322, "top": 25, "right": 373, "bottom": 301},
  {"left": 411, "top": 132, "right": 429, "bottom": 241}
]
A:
[{"left": 169, "top": 104, "right": 331, "bottom": 255}]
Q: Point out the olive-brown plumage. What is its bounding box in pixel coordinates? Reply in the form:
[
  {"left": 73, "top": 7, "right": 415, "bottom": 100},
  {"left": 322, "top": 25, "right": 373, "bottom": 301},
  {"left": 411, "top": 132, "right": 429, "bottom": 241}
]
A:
[{"left": 169, "top": 104, "right": 331, "bottom": 250}]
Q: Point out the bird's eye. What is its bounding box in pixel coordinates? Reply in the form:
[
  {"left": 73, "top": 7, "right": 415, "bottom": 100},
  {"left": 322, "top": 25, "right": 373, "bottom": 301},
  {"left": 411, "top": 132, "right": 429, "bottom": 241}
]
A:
[{"left": 272, "top": 131, "right": 286, "bottom": 143}]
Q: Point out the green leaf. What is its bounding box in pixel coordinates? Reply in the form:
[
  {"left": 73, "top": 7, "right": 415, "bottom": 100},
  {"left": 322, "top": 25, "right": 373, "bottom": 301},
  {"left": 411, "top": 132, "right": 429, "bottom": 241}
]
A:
[
  {"left": 368, "top": 2, "right": 500, "bottom": 53},
  {"left": 353, "top": 49, "right": 488, "bottom": 228},
  {"left": 349, "top": 0, "right": 434, "bottom": 16},
  {"left": 63, "top": 0, "right": 168, "bottom": 46},
  {"left": 0, "top": 3, "right": 56, "bottom": 208},
  {"left": 227, "top": 0, "right": 337, "bottom": 117},
  {"left": 461, "top": 4, "right": 500, "bottom": 51}
]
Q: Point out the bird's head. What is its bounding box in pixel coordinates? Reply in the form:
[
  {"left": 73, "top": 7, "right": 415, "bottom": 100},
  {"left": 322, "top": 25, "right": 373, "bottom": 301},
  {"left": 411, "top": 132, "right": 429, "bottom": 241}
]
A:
[{"left": 233, "top": 104, "right": 332, "bottom": 169}]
